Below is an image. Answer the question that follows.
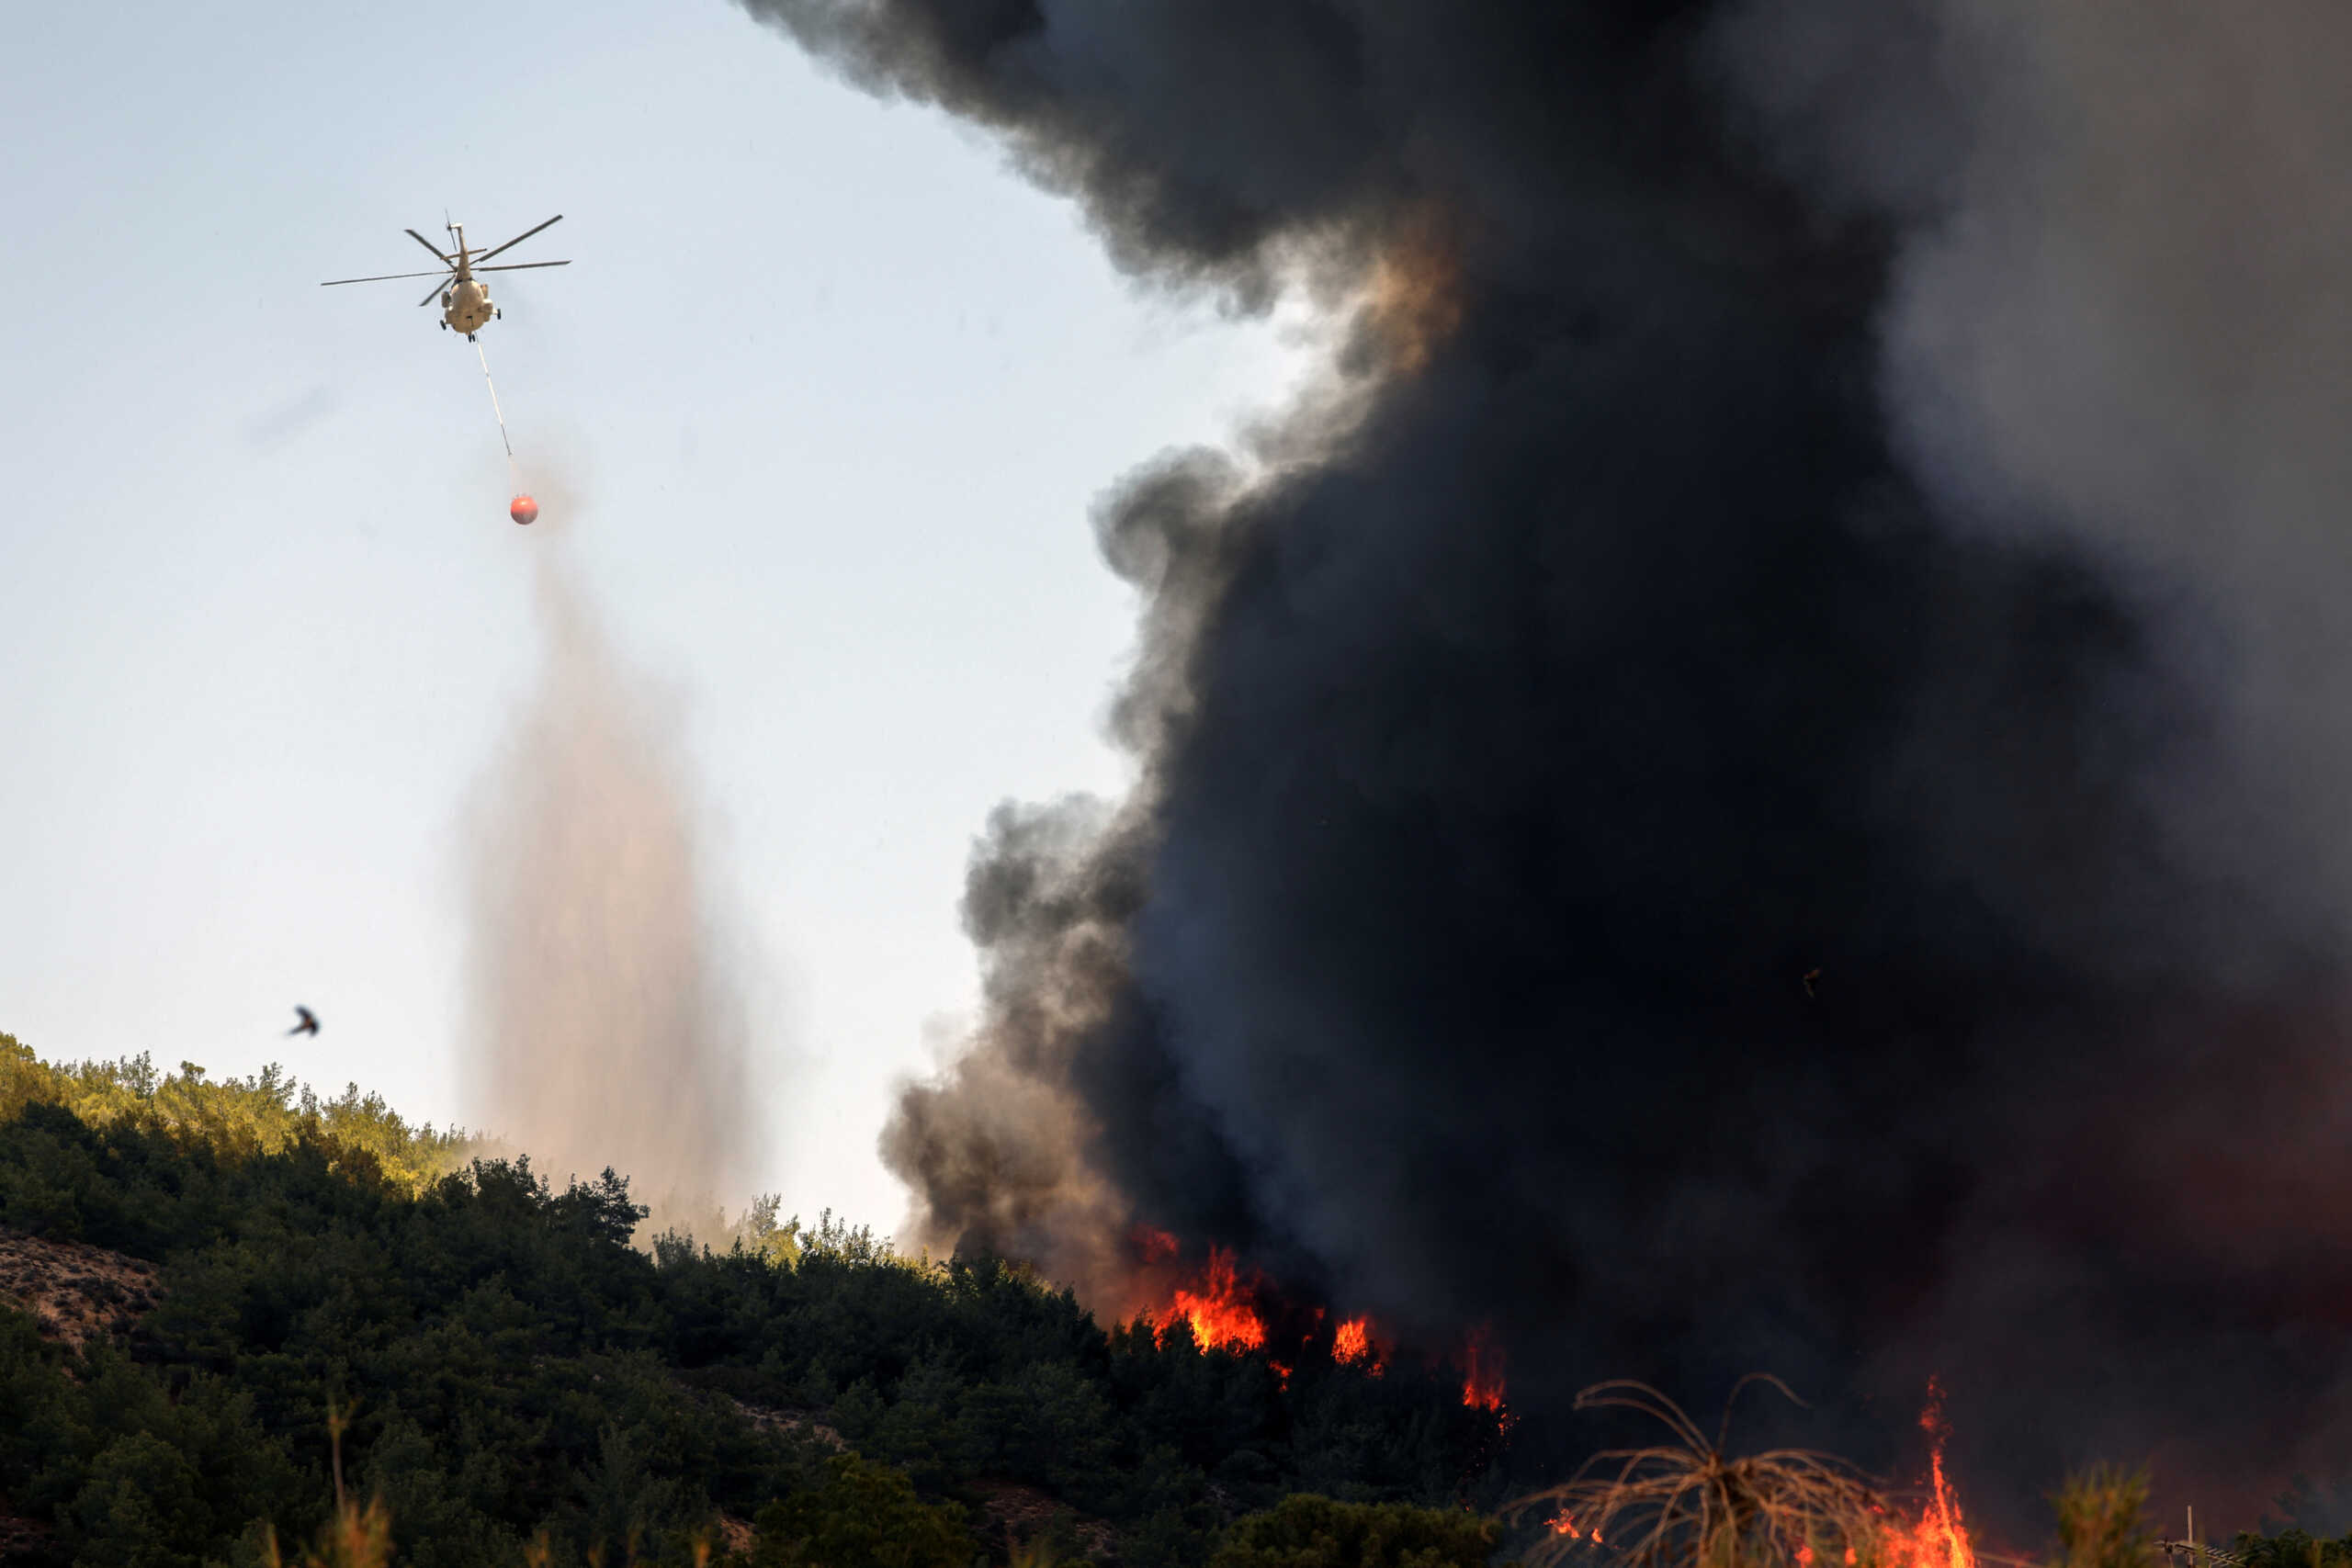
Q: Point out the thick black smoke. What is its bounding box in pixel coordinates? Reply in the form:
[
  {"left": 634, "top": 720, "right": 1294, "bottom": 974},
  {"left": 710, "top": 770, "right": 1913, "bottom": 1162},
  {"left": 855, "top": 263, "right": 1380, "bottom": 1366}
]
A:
[{"left": 741, "top": 0, "right": 2352, "bottom": 1530}]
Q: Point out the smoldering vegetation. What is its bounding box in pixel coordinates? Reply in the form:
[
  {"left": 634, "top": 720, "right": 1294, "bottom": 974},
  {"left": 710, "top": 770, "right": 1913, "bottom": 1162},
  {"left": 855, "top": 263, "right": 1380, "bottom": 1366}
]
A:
[
  {"left": 741, "top": 0, "right": 2352, "bottom": 1532},
  {"left": 463, "top": 542, "right": 760, "bottom": 1240}
]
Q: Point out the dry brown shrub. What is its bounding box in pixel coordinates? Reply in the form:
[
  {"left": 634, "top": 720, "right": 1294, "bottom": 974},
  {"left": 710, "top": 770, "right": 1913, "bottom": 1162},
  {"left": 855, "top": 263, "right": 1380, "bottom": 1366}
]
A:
[{"left": 1507, "top": 1379, "right": 1892, "bottom": 1568}]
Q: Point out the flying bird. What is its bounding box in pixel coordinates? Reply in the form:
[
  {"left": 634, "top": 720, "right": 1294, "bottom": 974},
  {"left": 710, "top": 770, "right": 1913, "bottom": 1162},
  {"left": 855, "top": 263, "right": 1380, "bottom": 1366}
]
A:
[{"left": 288, "top": 1006, "right": 320, "bottom": 1037}]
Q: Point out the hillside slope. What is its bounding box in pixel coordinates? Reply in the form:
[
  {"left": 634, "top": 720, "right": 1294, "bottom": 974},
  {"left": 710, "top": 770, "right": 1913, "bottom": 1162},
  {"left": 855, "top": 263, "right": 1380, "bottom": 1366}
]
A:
[{"left": 0, "top": 1037, "right": 1510, "bottom": 1567}]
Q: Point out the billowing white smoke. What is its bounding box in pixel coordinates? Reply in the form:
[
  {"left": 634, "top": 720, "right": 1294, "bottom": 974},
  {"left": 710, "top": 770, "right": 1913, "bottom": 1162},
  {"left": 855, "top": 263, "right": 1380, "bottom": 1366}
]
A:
[{"left": 463, "top": 541, "right": 760, "bottom": 1238}]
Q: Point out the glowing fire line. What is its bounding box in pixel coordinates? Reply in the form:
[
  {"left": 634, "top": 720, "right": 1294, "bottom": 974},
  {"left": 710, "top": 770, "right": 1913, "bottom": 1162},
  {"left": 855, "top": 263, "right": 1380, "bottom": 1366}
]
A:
[
  {"left": 1131, "top": 1232, "right": 1502, "bottom": 1412},
  {"left": 1462, "top": 1326, "right": 1506, "bottom": 1410}
]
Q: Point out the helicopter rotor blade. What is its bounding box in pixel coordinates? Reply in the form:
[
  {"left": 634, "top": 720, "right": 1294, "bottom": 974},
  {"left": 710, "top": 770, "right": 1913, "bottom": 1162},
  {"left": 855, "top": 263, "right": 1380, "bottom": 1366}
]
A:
[
  {"left": 475, "top": 260, "right": 572, "bottom": 273},
  {"left": 320, "top": 268, "right": 453, "bottom": 287},
  {"left": 405, "top": 228, "right": 453, "bottom": 262},
  {"left": 419, "top": 278, "right": 449, "bottom": 307},
  {"left": 469, "top": 214, "right": 562, "bottom": 266}
]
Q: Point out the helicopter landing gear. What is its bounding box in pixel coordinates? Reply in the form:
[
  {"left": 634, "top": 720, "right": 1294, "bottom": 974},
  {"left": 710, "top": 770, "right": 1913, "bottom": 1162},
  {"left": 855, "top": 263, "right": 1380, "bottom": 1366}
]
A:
[{"left": 494, "top": 309, "right": 503, "bottom": 320}]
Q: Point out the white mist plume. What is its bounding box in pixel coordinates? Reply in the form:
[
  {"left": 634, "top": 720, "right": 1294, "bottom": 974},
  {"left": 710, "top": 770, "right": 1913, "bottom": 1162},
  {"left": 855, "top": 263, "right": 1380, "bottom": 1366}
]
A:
[{"left": 463, "top": 539, "right": 761, "bottom": 1237}]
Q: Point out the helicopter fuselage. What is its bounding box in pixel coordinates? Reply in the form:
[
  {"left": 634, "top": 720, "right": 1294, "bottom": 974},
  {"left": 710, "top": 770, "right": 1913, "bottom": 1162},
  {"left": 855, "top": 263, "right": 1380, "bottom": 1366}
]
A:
[
  {"left": 441, "top": 275, "right": 493, "bottom": 334},
  {"left": 437, "top": 225, "right": 494, "bottom": 336}
]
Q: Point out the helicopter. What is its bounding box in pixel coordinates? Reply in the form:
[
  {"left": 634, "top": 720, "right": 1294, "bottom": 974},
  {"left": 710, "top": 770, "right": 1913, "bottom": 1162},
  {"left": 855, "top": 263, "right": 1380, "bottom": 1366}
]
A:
[{"left": 321, "top": 216, "right": 569, "bottom": 340}]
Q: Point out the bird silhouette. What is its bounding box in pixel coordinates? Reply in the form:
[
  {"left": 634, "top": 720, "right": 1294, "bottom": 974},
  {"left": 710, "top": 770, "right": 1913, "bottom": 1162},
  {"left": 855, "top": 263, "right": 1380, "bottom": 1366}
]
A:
[{"left": 288, "top": 1006, "right": 320, "bottom": 1037}]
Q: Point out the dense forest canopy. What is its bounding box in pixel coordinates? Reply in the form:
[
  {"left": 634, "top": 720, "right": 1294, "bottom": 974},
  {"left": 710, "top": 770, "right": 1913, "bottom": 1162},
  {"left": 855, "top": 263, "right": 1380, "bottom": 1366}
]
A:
[{"left": 0, "top": 1036, "right": 1511, "bottom": 1567}]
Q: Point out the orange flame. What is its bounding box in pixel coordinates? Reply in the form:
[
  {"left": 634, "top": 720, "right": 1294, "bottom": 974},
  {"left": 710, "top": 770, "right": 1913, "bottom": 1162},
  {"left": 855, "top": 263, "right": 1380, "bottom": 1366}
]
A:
[
  {"left": 1461, "top": 1326, "right": 1507, "bottom": 1410},
  {"left": 1883, "top": 1382, "right": 1975, "bottom": 1568},
  {"left": 1547, "top": 1509, "right": 1600, "bottom": 1542},
  {"left": 1146, "top": 1247, "right": 1267, "bottom": 1353},
  {"left": 1332, "top": 1317, "right": 1374, "bottom": 1366}
]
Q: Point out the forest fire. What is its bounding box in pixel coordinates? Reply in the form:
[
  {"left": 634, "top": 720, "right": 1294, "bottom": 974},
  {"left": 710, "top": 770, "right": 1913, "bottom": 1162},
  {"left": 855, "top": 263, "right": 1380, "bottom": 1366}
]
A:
[
  {"left": 1143, "top": 1246, "right": 1268, "bottom": 1352},
  {"left": 1131, "top": 1230, "right": 1502, "bottom": 1410},
  {"left": 1884, "top": 1385, "right": 1976, "bottom": 1568},
  {"left": 1461, "top": 1326, "right": 1507, "bottom": 1410}
]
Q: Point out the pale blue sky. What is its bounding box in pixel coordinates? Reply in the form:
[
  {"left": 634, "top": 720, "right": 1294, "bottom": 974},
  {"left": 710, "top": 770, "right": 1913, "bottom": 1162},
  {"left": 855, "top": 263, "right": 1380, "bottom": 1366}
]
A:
[{"left": 2, "top": 0, "right": 1311, "bottom": 1225}]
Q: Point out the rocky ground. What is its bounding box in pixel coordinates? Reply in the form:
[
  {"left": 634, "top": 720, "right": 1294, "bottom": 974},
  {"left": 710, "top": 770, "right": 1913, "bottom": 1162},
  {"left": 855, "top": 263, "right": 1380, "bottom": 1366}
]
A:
[{"left": 0, "top": 1226, "right": 161, "bottom": 1354}]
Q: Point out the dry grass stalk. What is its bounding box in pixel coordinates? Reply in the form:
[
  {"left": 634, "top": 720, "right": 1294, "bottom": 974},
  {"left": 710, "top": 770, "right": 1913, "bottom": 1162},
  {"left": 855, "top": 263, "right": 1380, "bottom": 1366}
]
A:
[
  {"left": 265, "top": 1405, "right": 395, "bottom": 1568},
  {"left": 1508, "top": 1378, "right": 1892, "bottom": 1568},
  {"left": 263, "top": 1497, "right": 395, "bottom": 1568}
]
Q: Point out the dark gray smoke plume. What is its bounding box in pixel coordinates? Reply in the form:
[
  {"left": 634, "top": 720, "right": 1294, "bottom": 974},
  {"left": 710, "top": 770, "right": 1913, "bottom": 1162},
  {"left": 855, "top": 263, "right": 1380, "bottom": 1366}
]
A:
[{"left": 741, "top": 0, "right": 2352, "bottom": 1529}]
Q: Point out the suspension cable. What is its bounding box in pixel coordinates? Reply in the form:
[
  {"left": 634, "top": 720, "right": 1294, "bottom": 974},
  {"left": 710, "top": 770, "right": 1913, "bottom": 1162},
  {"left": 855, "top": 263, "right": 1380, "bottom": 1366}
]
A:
[{"left": 475, "top": 336, "right": 514, "bottom": 464}]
